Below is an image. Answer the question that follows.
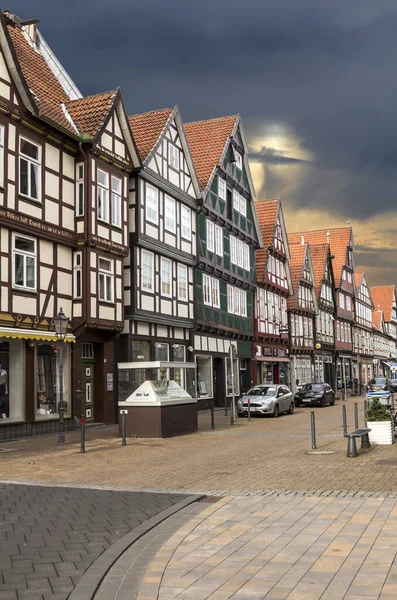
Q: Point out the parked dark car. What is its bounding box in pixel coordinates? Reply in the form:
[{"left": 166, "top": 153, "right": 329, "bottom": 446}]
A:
[
  {"left": 368, "top": 377, "right": 392, "bottom": 393},
  {"left": 294, "top": 383, "right": 335, "bottom": 407}
]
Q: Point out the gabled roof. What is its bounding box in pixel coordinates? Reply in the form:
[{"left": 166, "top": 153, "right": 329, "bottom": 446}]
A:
[
  {"left": 288, "top": 227, "right": 353, "bottom": 288},
  {"left": 372, "top": 309, "right": 385, "bottom": 333},
  {"left": 370, "top": 285, "right": 396, "bottom": 322},
  {"left": 354, "top": 272, "right": 363, "bottom": 289},
  {"left": 65, "top": 91, "right": 117, "bottom": 138},
  {"left": 309, "top": 243, "right": 331, "bottom": 302},
  {"left": 128, "top": 107, "right": 173, "bottom": 161},
  {"left": 184, "top": 115, "right": 237, "bottom": 190}
]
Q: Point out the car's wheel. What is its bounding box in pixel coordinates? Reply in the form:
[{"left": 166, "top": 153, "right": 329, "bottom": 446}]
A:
[
  {"left": 288, "top": 402, "right": 295, "bottom": 414},
  {"left": 320, "top": 396, "right": 326, "bottom": 407},
  {"left": 273, "top": 404, "right": 280, "bottom": 418},
  {"left": 330, "top": 396, "right": 335, "bottom": 406}
]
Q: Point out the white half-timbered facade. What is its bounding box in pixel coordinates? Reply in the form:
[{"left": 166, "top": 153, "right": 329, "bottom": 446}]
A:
[
  {"left": 353, "top": 272, "right": 374, "bottom": 386},
  {"left": 120, "top": 106, "right": 201, "bottom": 378}
]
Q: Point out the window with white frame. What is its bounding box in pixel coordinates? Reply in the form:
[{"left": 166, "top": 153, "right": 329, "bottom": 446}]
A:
[
  {"left": 203, "top": 275, "right": 220, "bottom": 308},
  {"left": 168, "top": 143, "right": 180, "bottom": 170},
  {"left": 203, "top": 274, "right": 211, "bottom": 305},
  {"left": 227, "top": 285, "right": 234, "bottom": 313},
  {"left": 340, "top": 293, "right": 345, "bottom": 309},
  {"left": 111, "top": 176, "right": 122, "bottom": 227},
  {"left": 177, "top": 264, "right": 188, "bottom": 300},
  {"left": 218, "top": 177, "right": 226, "bottom": 200},
  {"left": 164, "top": 195, "right": 176, "bottom": 233},
  {"left": 145, "top": 184, "right": 158, "bottom": 225},
  {"left": 235, "top": 151, "right": 242, "bottom": 170},
  {"left": 206, "top": 220, "right": 215, "bottom": 253},
  {"left": 141, "top": 250, "right": 154, "bottom": 292},
  {"left": 230, "top": 236, "right": 237, "bottom": 264},
  {"left": 19, "top": 137, "right": 41, "bottom": 201},
  {"left": 346, "top": 295, "right": 351, "bottom": 311},
  {"left": 97, "top": 169, "right": 109, "bottom": 222},
  {"left": 227, "top": 285, "right": 247, "bottom": 317},
  {"left": 0, "top": 125, "right": 4, "bottom": 188},
  {"left": 73, "top": 252, "right": 82, "bottom": 299},
  {"left": 233, "top": 190, "right": 240, "bottom": 211},
  {"left": 12, "top": 233, "right": 36, "bottom": 290},
  {"left": 75, "top": 162, "right": 84, "bottom": 216},
  {"left": 212, "top": 278, "right": 220, "bottom": 308},
  {"left": 215, "top": 225, "right": 223, "bottom": 257},
  {"left": 181, "top": 205, "right": 191, "bottom": 240},
  {"left": 98, "top": 257, "right": 113, "bottom": 302},
  {"left": 234, "top": 286, "right": 240, "bottom": 315},
  {"left": 237, "top": 239, "right": 244, "bottom": 268},
  {"left": 243, "top": 244, "right": 250, "bottom": 271},
  {"left": 239, "top": 195, "right": 247, "bottom": 217},
  {"left": 241, "top": 290, "right": 247, "bottom": 317},
  {"left": 160, "top": 257, "right": 172, "bottom": 297},
  {"left": 347, "top": 271, "right": 352, "bottom": 283}
]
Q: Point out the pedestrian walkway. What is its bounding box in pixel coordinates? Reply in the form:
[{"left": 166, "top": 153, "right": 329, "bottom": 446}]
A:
[{"left": 126, "top": 492, "right": 397, "bottom": 600}]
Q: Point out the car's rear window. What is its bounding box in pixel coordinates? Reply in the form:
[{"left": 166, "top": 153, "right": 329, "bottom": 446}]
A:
[
  {"left": 302, "top": 384, "right": 324, "bottom": 392},
  {"left": 246, "top": 387, "right": 276, "bottom": 396}
]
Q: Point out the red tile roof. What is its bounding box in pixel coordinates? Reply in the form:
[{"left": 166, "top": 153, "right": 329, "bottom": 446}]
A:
[
  {"left": 128, "top": 107, "right": 173, "bottom": 161},
  {"left": 287, "top": 242, "right": 307, "bottom": 309},
  {"left": 370, "top": 285, "right": 396, "bottom": 322},
  {"left": 372, "top": 309, "right": 384, "bottom": 332},
  {"left": 308, "top": 243, "right": 329, "bottom": 301},
  {"left": 254, "top": 199, "right": 279, "bottom": 282},
  {"left": 354, "top": 272, "right": 363, "bottom": 289},
  {"left": 65, "top": 91, "right": 117, "bottom": 138},
  {"left": 7, "top": 23, "right": 75, "bottom": 133},
  {"left": 184, "top": 116, "right": 237, "bottom": 189},
  {"left": 288, "top": 227, "right": 352, "bottom": 287}
]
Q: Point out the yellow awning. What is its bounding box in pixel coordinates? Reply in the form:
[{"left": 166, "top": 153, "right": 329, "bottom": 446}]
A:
[{"left": 0, "top": 327, "right": 75, "bottom": 343}]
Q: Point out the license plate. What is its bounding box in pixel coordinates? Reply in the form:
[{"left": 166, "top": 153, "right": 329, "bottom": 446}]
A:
[{"left": 302, "top": 399, "right": 312, "bottom": 403}]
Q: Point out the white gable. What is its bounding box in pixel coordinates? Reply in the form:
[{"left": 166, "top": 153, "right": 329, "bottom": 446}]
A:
[{"left": 0, "top": 48, "right": 11, "bottom": 101}]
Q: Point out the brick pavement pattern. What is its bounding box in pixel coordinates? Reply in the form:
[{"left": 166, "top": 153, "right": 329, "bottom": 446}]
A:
[
  {"left": 0, "top": 483, "right": 187, "bottom": 600},
  {"left": 136, "top": 493, "right": 397, "bottom": 600}
]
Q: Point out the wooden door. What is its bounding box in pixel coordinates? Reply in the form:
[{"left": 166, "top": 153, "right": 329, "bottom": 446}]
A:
[{"left": 83, "top": 362, "right": 95, "bottom": 421}]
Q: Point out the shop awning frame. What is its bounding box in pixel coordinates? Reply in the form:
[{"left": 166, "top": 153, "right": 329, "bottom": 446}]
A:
[{"left": 0, "top": 327, "right": 75, "bottom": 343}]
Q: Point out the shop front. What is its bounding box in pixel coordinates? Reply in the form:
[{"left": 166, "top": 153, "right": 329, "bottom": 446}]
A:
[
  {"left": 254, "top": 344, "right": 290, "bottom": 387},
  {"left": 314, "top": 352, "right": 334, "bottom": 385},
  {"left": 290, "top": 354, "right": 313, "bottom": 393},
  {"left": 337, "top": 354, "right": 352, "bottom": 396}
]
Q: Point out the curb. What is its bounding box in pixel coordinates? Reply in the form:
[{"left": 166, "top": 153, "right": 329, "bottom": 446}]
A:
[{"left": 68, "top": 493, "right": 203, "bottom": 600}]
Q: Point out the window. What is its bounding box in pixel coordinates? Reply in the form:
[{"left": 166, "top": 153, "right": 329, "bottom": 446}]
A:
[
  {"left": 342, "top": 269, "right": 346, "bottom": 281},
  {"left": 0, "top": 125, "right": 4, "bottom": 187},
  {"left": 12, "top": 233, "right": 36, "bottom": 290},
  {"left": 203, "top": 274, "right": 211, "bottom": 306},
  {"left": 233, "top": 190, "right": 240, "bottom": 211},
  {"left": 347, "top": 272, "right": 352, "bottom": 283},
  {"left": 235, "top": 151, "right": 242, "bottom": 170},
  {"left": 225, "top": 355, "right": 240, "bottom": 396},
  {"left": 237, "top": 240, "right": 244, "bottom": 268},
  {"left": 98, "top": 257, "right": 113, "bottom": 302},
  {"left": 346, "top": 296, "right": 351, "bottom": 311},
  {"left": 164, "top": 196, "right": 176, "bottom": 233},
  {"left": 111, "top": 176, "right": 122, "bottom": 227},
  {"left": 241, "top": 290, "right": 247, "bottom": 317},
  {"left": 73, "top": 252, "right": 82, "bottom": 299},
  {"left": 168, "top": 143, "right": 180, "bottom": 170},
  {"left": 212, "top": 278, "right": 220, "bottom": 308},
  {"left": 75, "top": 163, "right": 84, "bottom": 216},
  {"left": 36, "top": 344, "right": 71, "bottom": 419},
  {"left": 340, "top": 293, "right": 345, "bottom": 309},
  {"left": 218, "top": 177, "right": 226, "bottom": 200},
  {"left": 19, "top": 137, "right": 41, "bottom": 201},
  {"left": 141, "top": 250, "right": 154, "bottom": 292},
  {"left": 82, "top": 343, "right": 94, "bottom": 359},
  {"left": 196, "top": 355, "right": 213, "bottom": 398},
  {"left": 97, "top": 169, "right": 109, "bottom": 222},
  {"left": 181, "top": 205, "right": 191, "bottom": 240},
  {"left": 239, "top": 195, "right": 246, "bottom": 217},
  {"left": 145, "top": 184, "right": 158, "bottom": 225},
  {"left": 160, "top": 257, "right": 172, "bottom": 297},
  {"left": 227, "top": 285, "right": 247, "bottom": 317},
  {"left": 177, "top": 264, "right": 188, "bottom": 300},
  {"left": 206, "top": 220, "right": 215, "bottom": 253},
  {"left": 230, "top": 236, "right": 237, "bottom": 264},
  {"left": 215, "top": 225, "right": 223, "bottom": 257},
  {"left": 243, "top": 244, "right": 250, "bottom": 271},
  {"left": 227, "top": 285, "right": 234, "bottom": 313}
]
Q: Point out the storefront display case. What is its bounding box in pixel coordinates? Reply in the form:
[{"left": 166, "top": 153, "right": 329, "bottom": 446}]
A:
[{"left": 118, "top": 361, "right": 197, "bottom": 437}]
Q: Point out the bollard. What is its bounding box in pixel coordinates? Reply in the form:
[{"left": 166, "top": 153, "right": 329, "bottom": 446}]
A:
[
  {"left": 210, "top": 401, "right": 215, "bottom": 430},
  {"left": 120, "top": 410, "right": 127, "bottom": 446},
  {"left": 364, "top": 400, "right": 367, "bottom": 427},
  {"left": 342, "top": 404, "right": 348, "bottom": 436},
  {"left": 354, "top": 403, "right": 359, "bottom": 430},
  {"left": 248, "top": 399, "right": 251, "bottom": 422},
  {"left": 392, "top": 392, "right": 395, "bottom": 413},
  {"left": 80, "top": 415, "right": 86, "bottom": 454},
  {"left": 310, "top": 411, "right": 317, "bottom": 449}
]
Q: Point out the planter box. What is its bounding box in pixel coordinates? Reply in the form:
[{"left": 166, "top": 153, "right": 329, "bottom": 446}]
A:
[{"left": 367, "top": 420, "right": 394, "bottom": 445}]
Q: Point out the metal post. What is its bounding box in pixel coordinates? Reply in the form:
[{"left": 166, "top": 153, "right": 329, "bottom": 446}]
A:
[
  {"left": 210, "top": 400, "right": 215, "bottom": 430},
  {"left": 354, "top": 402, "right": 359, "bottom": 430},
  {"left": 230, "top": 346, "right": 236, "bottom": 425},
  {"left": 343, "top": 358, "right": 347, "bottom": 401},
  {"left": 342, "top": 404, "right": 347, "bottom": 436},
  {"left": 58, "top": 342, "right": 65, "bottom": 445},
  {"left": 80, "top": 415, "right": 85, "bottom": 453},
  {"left": 364, "top": 400, "right": 367, "bottom": 427},
  {"left": 248, "top": 399, "right": 251, "bottom": 422},
  {"left": 392, "top": 392, "right": 395, "bottom": 413},
  {"left": 122, "top": 411, "right": 127, "bottom": 445},
  {"left": 310, "top": 411, "right": 316, "bottom": 449}
]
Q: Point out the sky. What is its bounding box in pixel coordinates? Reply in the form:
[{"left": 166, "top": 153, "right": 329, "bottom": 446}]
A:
[{"left": 10, "top": 0, "right": 397, "bottom": 286}]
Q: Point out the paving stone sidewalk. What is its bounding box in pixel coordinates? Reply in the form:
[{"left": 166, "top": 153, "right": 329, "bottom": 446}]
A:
[
  {"left": 0, "top": 483, "right": 188, "bottom": 600},
  {"left": 134, "top": 493, "right": 397, "bottom": 600}
]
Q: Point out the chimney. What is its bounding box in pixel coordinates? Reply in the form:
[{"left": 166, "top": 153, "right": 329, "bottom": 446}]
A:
[
  {"left": 326, "top": 231, "right": 330, "bottom": 244},
  {"left": 3, "top": 11, "right": 40, "bottom": 44},
  {"left": 301, "top": 235, "right": 304, "bottom": 245}
]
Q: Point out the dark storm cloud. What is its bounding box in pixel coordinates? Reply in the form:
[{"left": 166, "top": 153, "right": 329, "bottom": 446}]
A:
[{"left": 10, "top": 0, "right": 397, "bottom": 221}]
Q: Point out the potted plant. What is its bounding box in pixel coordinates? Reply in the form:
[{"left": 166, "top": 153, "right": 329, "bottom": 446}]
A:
[{"left": 367, "top": 398, "right": 394, "bottom": 445}]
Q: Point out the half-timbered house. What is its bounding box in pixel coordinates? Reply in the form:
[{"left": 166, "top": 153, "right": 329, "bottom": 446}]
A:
[
  {"left": 254, "top": 199, "right": 293, "bottom": 386},
  {"left": 287, "top": 241, "right": 317, "bottom": 393},
  {"left": 370, "top": 285, "right": 397, "bottom": 377},
  {"left": 184, "top": 116, "right": 263, "bottom": 408},
  {"left": 119, "top": 106, "right": 201, "bottom": 388},
  {"left": 0, "top": 11, "right": 139, "bottom": 437},
  {"left": 353, "top": 272, "right": 374, "bottom": 388},
  {"left": 372, "top": 308, "right": 393, "bottom": 378},
  {"left": 289, "top": 228, "right": 355, "bottom": 395}
]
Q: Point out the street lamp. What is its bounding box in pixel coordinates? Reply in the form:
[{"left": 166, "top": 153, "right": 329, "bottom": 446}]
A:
[{"left": 54, "top": 308, "right": 69, "bottom": 445}]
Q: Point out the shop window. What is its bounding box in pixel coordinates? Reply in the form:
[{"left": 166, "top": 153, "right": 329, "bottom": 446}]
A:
[
  {"left": 155, "top": 342, "right": 169, "bottom": 382},
  {"left": 172, "top": 344, "right": 186, "bottom": 387},
  {"left": 0, "top": 340, "right": 24, "bottom": 421},
  {"left": 36, "top": 344, "right": 71, "bottom": 419},
  {"left": 132, "top": 340, "right": 150, "bottom": 361},
  {"left": 196, "top": 355, "right": 213, "bottom": 398},
  {"left": 225, "top": 355, "right": 240, "bottom": 396}
]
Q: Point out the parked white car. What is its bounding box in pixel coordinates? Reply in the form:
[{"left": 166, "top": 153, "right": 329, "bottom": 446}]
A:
[{"left": 237, "top": 384, "right": 294, "bottom": 418}]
